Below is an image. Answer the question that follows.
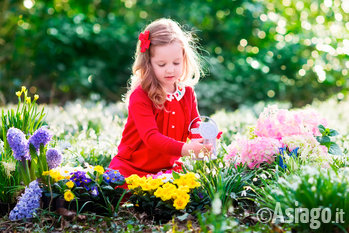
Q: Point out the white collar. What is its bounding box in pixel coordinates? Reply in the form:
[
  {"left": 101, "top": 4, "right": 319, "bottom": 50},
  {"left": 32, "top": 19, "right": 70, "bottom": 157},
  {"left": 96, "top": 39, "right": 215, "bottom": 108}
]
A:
[{"left": 166, "top": 84, "right": 185, "bottom": 102}]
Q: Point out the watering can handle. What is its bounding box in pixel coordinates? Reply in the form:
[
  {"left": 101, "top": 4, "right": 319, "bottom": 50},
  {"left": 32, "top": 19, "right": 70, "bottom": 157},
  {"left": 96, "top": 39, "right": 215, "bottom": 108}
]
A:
[{"left": 188, "top": 116, "right": 217, "bottom": 132}]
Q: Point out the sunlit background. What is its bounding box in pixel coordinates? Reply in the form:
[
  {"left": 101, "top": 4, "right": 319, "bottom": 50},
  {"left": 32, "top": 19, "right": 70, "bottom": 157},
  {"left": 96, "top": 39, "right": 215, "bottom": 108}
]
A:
[{"left": 0, "top": 0, "right": 348, "bottom": 114}]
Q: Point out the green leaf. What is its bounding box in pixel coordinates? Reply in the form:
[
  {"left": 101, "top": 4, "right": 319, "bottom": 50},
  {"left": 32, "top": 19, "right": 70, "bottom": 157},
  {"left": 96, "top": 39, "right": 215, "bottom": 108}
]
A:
[
  {"left": 172, "top": 170, "right": 180, "bottom": 180},
  {"left": 101, "top": 185, "right": 114, "bottom": 191},
  {"left": 317, "top": 136, "right": 330, "bottom": 145},
  {"left": 328, "top": 143, "right": 342, "bottom": 155},
  {"left": 177, "top": 213, "right": 189, "bottom": 221},
  {"left": 328, "top": 129, "right": 339, "bottom": 137},
  {"left": 318, "top": 125, "right": 326, "bottom": 135}
]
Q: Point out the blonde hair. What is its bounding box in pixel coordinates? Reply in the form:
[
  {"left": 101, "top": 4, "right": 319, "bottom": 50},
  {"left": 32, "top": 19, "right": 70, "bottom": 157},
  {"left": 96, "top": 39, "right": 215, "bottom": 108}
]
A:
[{"left": 125, "top": 18, "right": 204, "bottom": 109}]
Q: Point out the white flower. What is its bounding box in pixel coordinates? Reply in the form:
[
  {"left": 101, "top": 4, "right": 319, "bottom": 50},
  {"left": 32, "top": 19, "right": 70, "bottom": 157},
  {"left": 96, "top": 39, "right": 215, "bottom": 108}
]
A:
[
  {"left": 91, "top": 188, "right": 98, "bottom": 196},
  {"left": 1, "top": 161, "right": 16, "bottom": 177},
  {"left": 212, "top": 195, "right": 222, "bottom": 215},
  {"left": 187, "top": 164, "right": 194, "bottom": 171},
  {"left": 0, "top": 139, "right": 4, "bottom": 154},
  {"left": 159, "top": 174, "right": 173, "bottom": 183},
  {"left": 198, "top": 151, "right": 205, "bottom": 159}
]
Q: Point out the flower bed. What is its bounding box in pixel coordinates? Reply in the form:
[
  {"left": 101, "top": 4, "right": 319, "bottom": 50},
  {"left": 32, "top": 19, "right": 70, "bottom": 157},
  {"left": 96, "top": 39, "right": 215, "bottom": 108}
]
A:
[{"left": 1, "top": 87, "right": 349, "bottom": 232}]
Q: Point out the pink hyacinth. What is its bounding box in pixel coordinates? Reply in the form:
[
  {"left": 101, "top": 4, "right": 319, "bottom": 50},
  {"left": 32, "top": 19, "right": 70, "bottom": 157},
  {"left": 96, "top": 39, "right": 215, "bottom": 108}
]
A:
[
  {"left": 254, "top": 106, "right": 327, "bottom": 140},
  {"left": 225, "top": 137, "right": 281, "bottom": 169}
]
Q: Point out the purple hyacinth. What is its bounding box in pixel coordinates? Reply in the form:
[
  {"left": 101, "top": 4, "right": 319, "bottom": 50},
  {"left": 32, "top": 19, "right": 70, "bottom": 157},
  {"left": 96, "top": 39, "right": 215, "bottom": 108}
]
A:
[
  {"left": 9, "top": 180, "right": 42, "bottom": 221},
  {"left": 7, "top": 127, "right": 30, "bottom": 161},
  {"left": 103, "top": 169, "right": 125, "bottom": 184},
  {"left": 28, "top": 127, "right": 52, "bottom": 152},
  {"left": 46, "top": 148, "right": 62, "bottom": 169}
]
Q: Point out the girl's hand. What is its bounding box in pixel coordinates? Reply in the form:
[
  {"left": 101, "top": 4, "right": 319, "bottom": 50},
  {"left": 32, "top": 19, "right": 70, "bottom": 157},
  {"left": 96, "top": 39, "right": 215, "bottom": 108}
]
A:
[{"left": 181, "top": 139, "right": 212, "bottom": 158}]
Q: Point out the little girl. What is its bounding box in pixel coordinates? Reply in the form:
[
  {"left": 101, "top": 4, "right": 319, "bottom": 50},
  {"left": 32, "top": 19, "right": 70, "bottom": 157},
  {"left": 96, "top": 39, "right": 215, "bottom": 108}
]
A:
[{"left": 109, "top": 18, "right": 211, "bottom": 178}]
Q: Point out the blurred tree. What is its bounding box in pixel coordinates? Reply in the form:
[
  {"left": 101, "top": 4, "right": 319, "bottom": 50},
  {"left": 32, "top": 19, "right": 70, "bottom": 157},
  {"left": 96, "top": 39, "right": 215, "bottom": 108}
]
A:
[{"left": 0, "top": 0, "right": 348, "bottom": 113}]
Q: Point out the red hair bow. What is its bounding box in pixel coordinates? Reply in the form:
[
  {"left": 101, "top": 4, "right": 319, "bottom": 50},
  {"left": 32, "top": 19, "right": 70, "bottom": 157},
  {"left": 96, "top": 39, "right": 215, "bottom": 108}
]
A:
[{"left": 139, "top": 30, "right": 150, "bottom": 53}]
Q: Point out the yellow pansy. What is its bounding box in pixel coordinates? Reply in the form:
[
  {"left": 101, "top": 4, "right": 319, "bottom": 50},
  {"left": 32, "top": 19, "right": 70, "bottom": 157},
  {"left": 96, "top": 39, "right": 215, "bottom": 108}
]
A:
[
  {"left": 160, "top": 191, "right": 173, "bottom": 201},
  {"left": 171, "top": 189, "right": 190, "bottom": 200},
  {"left": 126, "top": 174, "right": 141, "bottom": 184},
  {"left": 162, "top": 183, "right": 176, "bottom": 191},
  {"left": 46, "top": 169, "right": 64, "bottom": 182},
  {"left": 177, "top": 186, "right": 190, "bottom": 193},
  {"left": 148, "top": 179, "right": 164, "bottom": 190},
  {"left": 64, "top": 190, "right": 75, "bottom": 202},
  {"left": 154, "top": 187, "right": 165, "bottom": 198},
  {"left": 140, "top": 183, "right": 153, "bottom": 192},
  {"left": 182, "top": 172, "right": 196, "bottom": 180},
  {"left": 66, "top": 181, "right": 74, "bottom": 189},
  {"left": 185, "top": 179, "right": 201, "bottom": 189},
  {"left": 173, "top": 197, "right": 188, "bottom": 210},
  {"left": 94, "top": 165, "right": 104, "bottom": 174}
]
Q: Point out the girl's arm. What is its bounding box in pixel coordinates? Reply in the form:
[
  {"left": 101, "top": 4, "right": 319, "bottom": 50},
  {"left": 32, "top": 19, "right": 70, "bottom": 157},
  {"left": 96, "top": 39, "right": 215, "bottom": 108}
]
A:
[{"left": 181, "top": 139, "right": 212, "bottom": 157}]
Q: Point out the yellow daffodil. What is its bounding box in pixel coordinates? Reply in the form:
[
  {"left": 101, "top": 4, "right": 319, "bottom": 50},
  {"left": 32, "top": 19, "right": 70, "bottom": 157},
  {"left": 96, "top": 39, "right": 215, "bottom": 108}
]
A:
[
  {"left": 34, "top": 94, "right": 39, "bottom": 100},
  {"left": 66, "top": 181, "right": 74, "bottom": 189},
  {"left": 26, "top": 97, "right": 31, "bottom": 103},
  {"left": 42, "top": 171, "right": 50, "bottom": 176},
  {"left": 64, "top": 190, "right": 75, "bottom": 202},
  {"left": 21, "top": 86, "right": 26, "bottom": 92},
  {"left": 16, "top": 91, "right": 21, "bottom": 97},
  {"left": 94, "top": 165, "right": 104, "bottom": 174}
]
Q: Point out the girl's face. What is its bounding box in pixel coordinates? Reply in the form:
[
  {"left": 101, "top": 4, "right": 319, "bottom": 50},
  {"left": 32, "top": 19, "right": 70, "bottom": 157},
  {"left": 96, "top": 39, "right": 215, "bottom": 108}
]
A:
[{"left": 150, "top": 41, "right": 184, "bottom": 93}]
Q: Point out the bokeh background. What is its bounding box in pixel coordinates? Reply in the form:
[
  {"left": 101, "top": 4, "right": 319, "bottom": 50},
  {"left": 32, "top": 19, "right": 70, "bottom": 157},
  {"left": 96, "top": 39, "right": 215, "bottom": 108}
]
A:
[{"left": 0, "top": 0, "right": 348, "bottom": 114}]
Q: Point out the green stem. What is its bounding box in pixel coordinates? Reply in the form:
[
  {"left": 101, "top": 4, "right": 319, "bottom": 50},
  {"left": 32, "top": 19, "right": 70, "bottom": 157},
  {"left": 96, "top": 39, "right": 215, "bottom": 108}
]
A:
[{"left": 21, "top": 159, "right": 31, "bottom": 185}]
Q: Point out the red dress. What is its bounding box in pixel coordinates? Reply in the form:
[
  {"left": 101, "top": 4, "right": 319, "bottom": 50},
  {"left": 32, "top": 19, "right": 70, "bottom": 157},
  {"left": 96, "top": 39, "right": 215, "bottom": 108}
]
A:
[{"left": 109, "top": 84, "right": 200, "bottom": 178}]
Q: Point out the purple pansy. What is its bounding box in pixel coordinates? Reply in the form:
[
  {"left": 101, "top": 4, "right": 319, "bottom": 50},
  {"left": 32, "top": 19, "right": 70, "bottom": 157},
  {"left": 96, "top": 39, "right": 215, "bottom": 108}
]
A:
[
  {"left": 103, "top": 169, "right": 125, "bottom": 184},
  {"left": 90, "top": 186, "right": 99, "bottom": 197},
  {"left": 70, "top": 171, "right": 92, "bottom": 187}
]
